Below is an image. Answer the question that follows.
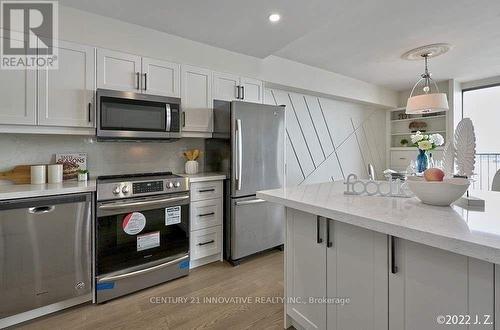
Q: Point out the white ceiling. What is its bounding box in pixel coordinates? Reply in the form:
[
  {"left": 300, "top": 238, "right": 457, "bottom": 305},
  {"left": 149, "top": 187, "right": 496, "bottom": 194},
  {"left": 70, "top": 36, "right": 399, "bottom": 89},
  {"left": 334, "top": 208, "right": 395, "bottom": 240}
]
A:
[{"left": 60, "top": 0, "right": 500, "bottom": 90}]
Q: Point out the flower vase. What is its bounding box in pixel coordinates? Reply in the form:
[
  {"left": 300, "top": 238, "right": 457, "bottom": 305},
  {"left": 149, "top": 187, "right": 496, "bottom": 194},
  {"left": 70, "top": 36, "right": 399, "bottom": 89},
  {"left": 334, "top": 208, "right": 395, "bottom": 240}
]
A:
[
  {"left": 185, "top": 160, "right": 199, "bottom": 174},
  {"left": 416, "top": 149, "right": 428, "bottom": 173}
]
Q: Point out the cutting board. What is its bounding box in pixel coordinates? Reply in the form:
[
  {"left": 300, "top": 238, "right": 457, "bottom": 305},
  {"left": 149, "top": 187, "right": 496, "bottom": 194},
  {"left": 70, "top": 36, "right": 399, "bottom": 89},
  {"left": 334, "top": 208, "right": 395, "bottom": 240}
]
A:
[{"left": 0, "top": 165, "right": 32, "bottom": 184}]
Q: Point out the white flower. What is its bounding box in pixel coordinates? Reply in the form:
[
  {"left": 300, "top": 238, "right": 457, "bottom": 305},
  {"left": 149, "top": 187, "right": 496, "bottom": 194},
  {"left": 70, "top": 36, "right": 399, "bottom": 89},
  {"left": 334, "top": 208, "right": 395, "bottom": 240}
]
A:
[
  {"left": 411, "top": 131, "right": 424, "bottom": 144},
  {"left": 429, "top": 133, "right": 444, "bottom": 146},
  {"left": 418, "top": 140, "right": 433, "bottom": 151}
]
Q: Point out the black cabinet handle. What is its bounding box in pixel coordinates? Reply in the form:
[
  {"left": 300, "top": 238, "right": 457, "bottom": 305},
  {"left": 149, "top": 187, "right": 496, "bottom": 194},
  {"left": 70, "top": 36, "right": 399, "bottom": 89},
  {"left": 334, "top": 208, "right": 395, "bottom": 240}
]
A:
[
  {"left": 316, "top": 216, "right": 323, "bottom": 244},
  {"left": 88, "top": 103, "right": 92, "bottom": 123},
  {"left": 198, "top": 240, "right": 215, "bottom": 246},
  {"left": 182, "top": 112, "right": 186, "bottom": 127},
  {"left": 136, "top": 72, "right": 140, "bottom": 90},
  {"left": 198, "top": 188, "right": 215, "bottom": 193},
  {"left": 326, "top": 219, "right": 333, "bottom": 248},
  {"left": 236, "top": 85, "right": 240, "bottom": 99},
  {"left": 144, "top": 73, "right": 147, "bottom": 91},
  {"left": 391, "top": 236, "right": 398, "bottom": 274},
  {"left": 241, "top": 86, "right": 245, "bottom": 100},
  {"left": 198, "top": 212, "right": 215, "bottom": 217}
]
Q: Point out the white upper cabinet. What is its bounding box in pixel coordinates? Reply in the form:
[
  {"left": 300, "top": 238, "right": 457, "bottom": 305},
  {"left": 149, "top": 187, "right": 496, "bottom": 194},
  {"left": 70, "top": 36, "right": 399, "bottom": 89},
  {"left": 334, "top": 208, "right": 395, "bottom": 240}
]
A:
[
  {"left": 38, "top": 41, "right": 95, "bottom": 127},
  {"left": 212, "top": 72, "right": 263, "bottom": 103},
  {"left": 0, "top": 36, "right": 37, "bottom": 125},
  {"left": 181, "top": 65, "right": 213, "bottom": 133},
  {"left": 213, "top": 72, "right": 240, "bottom": 101},
  {"left": 142, "top": 58, "right": 180, "bottom": 97},
  {"left": 240, "top": 76, "right": 263, "bottom": 103},
  {"left": 97, "top": 48, "right": 141, "bottom": 92}
]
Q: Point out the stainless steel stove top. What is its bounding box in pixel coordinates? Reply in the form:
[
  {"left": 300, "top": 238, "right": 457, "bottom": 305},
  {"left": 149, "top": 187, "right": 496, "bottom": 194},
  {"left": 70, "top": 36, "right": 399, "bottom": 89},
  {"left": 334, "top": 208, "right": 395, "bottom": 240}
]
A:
[{"left": 96, "top": 172, "right": 188, "bottom": 201}]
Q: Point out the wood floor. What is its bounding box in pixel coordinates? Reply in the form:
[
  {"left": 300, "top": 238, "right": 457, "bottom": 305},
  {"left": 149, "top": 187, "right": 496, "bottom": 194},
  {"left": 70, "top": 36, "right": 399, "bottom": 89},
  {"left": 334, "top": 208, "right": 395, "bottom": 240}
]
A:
[{"left": 18, "top": 251, "right": 284, "bottom": 330}]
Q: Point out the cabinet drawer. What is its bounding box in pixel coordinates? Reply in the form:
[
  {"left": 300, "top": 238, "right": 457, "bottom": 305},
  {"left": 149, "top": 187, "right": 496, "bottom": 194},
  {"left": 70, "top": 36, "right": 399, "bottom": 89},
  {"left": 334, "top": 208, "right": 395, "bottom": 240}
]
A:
[
  {"left": 190, "top": 181, "right": 222, "bottom": 201},
  {"left": 190, "top": 198, "right": 222, "bottom": 231},
  {"left": 390, "top": 151, "right": 416, "bottom": 168},
  {"left": 190, "top": 226, "right": 222, "bottom": 260}
]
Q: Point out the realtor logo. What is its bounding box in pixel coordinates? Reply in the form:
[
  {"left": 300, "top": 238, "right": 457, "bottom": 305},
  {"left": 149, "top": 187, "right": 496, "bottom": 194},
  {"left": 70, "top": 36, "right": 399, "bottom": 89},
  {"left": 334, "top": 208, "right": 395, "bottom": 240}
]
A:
[{"left": 1, "top": 0, "right": 58, "bottom": 69}]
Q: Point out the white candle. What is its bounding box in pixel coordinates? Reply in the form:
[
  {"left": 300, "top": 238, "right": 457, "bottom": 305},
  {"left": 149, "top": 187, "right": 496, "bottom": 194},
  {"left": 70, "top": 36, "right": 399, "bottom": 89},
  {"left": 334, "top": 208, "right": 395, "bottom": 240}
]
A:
[
  {"left": 31, "top": 165, "right": 46, "bottom": 184},
  {"left": 47, "top": 164, "right": 63, "bottom": 183}
]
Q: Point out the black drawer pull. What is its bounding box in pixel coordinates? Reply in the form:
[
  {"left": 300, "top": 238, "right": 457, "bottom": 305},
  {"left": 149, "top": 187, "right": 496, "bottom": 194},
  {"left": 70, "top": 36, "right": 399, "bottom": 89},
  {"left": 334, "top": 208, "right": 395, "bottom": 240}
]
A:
[
  {"left": 198, "top": 240, "right": 215, "bottom": 246},
  {"left": 198, "top": 212, "right": 215, "bottom": 217},
  {"left": 391, "top": 236, "right": 398, "bottom": 274},
  {"left": 198, "top": 188, "right": 215, "bottom": 193}
]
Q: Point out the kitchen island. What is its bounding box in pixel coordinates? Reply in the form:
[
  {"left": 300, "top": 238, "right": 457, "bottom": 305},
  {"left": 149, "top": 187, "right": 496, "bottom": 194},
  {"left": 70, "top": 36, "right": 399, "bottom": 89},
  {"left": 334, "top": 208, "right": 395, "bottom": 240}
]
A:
[{"left": 257, "top": 181, "right": 500, "bottom": 330}]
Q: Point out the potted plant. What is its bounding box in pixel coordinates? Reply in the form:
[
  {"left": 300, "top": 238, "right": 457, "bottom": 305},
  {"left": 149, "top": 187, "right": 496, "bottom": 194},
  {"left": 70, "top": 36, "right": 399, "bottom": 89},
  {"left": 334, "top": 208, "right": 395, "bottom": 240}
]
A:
[
  {"left": 77, "top": 169, "right": 89, "bottom": 182},
  {"left": 410, "top": 131, "right": 444, "bottom": 173},
  {"left": 400, "top": 138, "right": 409, "bottom": 147}
]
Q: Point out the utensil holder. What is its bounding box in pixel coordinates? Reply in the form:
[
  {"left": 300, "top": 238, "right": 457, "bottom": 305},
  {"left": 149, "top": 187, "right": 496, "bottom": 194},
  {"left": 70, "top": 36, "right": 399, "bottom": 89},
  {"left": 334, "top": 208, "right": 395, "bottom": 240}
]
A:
[{"left": 185, "top": 161, "right": 199, "bottom": 174}]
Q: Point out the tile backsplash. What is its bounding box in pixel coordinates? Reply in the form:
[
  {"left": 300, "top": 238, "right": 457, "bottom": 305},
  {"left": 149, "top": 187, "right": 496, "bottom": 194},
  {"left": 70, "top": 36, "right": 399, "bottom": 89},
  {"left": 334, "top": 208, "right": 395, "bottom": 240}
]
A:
[{"left": 0, "top": 134, "right": 205, "bottom": 184}]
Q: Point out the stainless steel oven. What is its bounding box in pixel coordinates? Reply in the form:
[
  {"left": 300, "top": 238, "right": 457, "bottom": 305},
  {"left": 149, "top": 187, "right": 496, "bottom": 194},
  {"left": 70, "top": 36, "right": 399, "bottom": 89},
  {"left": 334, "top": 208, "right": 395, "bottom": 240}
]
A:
[
  {"left": 95, "top": 172, "right": 189, "bottom": 303},
  {"left": 96, "top": 89, "right": 181, "bottom": 140}
]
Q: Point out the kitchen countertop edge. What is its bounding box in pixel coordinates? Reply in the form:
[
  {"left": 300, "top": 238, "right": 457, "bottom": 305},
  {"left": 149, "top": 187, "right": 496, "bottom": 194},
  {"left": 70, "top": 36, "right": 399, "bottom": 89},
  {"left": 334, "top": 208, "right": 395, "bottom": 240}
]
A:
[{"left": 0, "top": 180, "right": 96, "bottom": 201}]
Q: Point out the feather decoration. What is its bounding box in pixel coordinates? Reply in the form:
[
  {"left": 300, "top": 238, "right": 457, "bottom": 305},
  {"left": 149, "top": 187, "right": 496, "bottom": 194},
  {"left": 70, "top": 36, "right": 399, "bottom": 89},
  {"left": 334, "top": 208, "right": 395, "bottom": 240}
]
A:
[
  {"left": 454, "top": 118, "right": 476, "bottom": 178},
  {"left": 442, "top": 142, "right": 455, "bottom": 177}
]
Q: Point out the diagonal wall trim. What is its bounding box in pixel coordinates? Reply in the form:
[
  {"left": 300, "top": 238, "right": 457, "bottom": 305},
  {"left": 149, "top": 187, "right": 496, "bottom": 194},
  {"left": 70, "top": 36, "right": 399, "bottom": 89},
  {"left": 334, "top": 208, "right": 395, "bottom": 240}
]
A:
[
  {"left": 303, "top": 95, "right": 326, "bottom": 159},
  {"left": 270, "top": 90, "right": 305, "bottom": 180},
  {"left": 316, "top": 97, "right": 336, "bottom": 149},
  {"left": 287, "top": 93, "right": 317, "bottom": 169}
]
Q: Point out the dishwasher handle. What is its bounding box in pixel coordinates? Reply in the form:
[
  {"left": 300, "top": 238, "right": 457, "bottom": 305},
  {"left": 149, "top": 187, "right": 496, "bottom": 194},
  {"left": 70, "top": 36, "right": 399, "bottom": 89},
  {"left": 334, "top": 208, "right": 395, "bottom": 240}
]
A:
[{"left": 29, "top": 206, "right": 56, "bottom": 214}]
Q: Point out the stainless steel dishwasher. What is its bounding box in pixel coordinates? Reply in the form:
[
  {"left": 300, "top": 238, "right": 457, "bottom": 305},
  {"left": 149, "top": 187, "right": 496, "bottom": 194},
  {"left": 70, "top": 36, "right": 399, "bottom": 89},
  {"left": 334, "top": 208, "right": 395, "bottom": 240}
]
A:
[{"left": 0, "top": 193, "right": 92, "bottom": 328}]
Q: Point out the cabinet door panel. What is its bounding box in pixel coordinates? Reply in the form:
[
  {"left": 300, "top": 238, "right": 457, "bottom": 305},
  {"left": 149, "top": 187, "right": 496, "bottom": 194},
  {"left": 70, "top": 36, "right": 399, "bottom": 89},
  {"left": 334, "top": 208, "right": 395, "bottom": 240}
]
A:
[
  {"left": 0, "top": 36, "right": 36, "bottom": 125},
  {"left": 240, "top": 77, "right": 263, "bottom": 103},
  {"left": 327, "top": 221, "right": 388, "bottom": 330},
  {"left": 97, "top": 48, "right": 141, "bottom": 92},
  {"left": 213, "top": 72, "right": 239, "bottom": 101},
  {"left": 38, "top": 41, "right": 95, "bottom": 127},
  {"left": 181, "top": 65, "right": 212, "bottom": 133},
  {"left": 142, "top": 57, "right": 180, "bottom": 97},
  {"left": 389, "top": 239, "right": 494, "bottom": 330},
  {"left": 286, "top": 209, "right": 326, "bottom": 329}
]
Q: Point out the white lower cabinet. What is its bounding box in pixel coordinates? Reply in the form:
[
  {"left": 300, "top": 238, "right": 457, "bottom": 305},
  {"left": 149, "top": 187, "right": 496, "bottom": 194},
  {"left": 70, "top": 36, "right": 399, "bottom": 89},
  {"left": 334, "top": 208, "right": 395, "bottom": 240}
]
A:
[
  {"left": 389, "top": 238, "right": 494, "bottom": 330},
  {"left": 286, "top": 208, "right": 496, "bottom": 330},
  {"left": 286, "top": 209, "right": 387, "bottom": 330},
  {"left": 189, "top": 180, "right": 223, "bottom": 269}
]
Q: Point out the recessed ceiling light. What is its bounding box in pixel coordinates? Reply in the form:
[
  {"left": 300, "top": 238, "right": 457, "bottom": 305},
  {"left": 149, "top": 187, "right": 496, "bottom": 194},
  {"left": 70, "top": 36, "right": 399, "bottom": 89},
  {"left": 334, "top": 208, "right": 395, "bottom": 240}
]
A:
[{"left": 269, "top": 14, "right": 281, "bottom": 23}]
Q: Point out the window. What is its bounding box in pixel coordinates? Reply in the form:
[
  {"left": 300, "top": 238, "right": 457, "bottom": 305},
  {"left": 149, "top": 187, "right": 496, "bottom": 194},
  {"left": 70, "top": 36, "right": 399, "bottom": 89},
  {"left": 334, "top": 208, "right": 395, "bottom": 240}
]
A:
[{"left": 462, "top": 84, "right": 500, "bottom": 190}]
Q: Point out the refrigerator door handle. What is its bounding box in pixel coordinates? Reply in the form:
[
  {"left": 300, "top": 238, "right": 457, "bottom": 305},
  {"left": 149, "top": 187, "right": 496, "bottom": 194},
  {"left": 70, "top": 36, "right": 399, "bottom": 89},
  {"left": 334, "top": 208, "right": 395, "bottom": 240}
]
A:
[{"left": 236, "top": 118, "right": 242, "bottom": 190}]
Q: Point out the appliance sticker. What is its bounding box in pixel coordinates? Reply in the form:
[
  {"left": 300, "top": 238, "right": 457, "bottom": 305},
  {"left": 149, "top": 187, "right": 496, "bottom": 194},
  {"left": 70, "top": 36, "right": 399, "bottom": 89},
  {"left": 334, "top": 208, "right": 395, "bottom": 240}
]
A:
[
  {"left": 179, "top": 260, "right": 190, "bottom": 270},
  {"left": 96, "top": 282, "right": 115, "bottom": 291},
  {"left": 137, "top": 231, "right": 160, "bottom": 251},
  {"left": 165, "top": 206, "right": 181, "bottom": 226},
  {"left": 122, "top": 212, "right": 146, "bottom": 235}
]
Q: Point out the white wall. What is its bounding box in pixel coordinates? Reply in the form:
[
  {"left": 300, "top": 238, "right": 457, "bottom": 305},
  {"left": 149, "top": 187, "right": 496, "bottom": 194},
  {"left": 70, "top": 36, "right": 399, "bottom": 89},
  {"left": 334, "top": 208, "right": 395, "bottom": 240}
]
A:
[
  {"left": 0, "top": 135, "right": 204, "bottom": 185},
  {"left": 264, "top": 88, "right": 386, "bottom": 186},
  {"left": 57, "top": 6, "right": 398, "bottom": 108}
]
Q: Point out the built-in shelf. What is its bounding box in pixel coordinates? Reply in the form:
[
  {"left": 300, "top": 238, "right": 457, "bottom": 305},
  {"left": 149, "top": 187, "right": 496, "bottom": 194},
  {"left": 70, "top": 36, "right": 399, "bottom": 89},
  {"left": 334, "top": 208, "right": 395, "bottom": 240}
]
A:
[
  {"left": 391, "top": 130, "right": 446, "bottom": 136},
  {"left": 390, "top": 115, "right": 446, "bottom": 123}
]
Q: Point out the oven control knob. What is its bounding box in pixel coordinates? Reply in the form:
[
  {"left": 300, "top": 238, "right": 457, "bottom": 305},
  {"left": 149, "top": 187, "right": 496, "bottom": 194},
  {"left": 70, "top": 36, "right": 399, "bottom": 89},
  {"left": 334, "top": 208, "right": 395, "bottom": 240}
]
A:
[
  {"left": 166, "top": 182, "right": 173, "bottom": 189},
  {"left": 122, "top": 185, "right": 130, "bottom": 194},
  {"left": 112, "top": 186, "right": 121, "bottom": 195},
  {"left": 174, "top": 182, "right": 181, "bottom": 188}
]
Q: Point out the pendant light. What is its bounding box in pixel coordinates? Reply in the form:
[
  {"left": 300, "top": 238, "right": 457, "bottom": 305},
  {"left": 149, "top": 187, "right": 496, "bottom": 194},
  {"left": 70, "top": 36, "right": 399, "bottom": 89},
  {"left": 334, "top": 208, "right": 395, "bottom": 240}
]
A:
[{"left": 402, "top": 44, "right": 451, "bottom": 114}]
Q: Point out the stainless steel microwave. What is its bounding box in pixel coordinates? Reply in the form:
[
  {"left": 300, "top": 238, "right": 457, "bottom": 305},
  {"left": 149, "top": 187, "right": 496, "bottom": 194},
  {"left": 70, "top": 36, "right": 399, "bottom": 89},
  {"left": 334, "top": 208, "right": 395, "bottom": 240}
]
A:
[{"left": 96, "top": 89, "right": 181, "bottom": 140}]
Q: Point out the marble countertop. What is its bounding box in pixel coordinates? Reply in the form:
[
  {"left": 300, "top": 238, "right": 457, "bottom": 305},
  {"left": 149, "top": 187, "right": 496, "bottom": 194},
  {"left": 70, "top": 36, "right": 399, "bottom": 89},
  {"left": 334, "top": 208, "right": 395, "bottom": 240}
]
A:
[
  {"left": 179, "top": 172, "right": 227, "bottom": 183},
  {"left": 257, "top": 182, "right": 500, "bottom": 264},
  {"left": 0, "top": 180, "right": 96, "bottom": 201}
]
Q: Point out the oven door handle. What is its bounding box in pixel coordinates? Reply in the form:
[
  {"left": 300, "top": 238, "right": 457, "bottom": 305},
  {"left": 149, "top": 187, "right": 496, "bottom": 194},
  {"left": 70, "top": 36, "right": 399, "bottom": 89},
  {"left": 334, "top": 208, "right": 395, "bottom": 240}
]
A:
[
  {"left": 97, "top": 255, "right": 189, "bottom": 283},
  {"left": 98, "top": 195, "right": 189, "bottom": 211}
]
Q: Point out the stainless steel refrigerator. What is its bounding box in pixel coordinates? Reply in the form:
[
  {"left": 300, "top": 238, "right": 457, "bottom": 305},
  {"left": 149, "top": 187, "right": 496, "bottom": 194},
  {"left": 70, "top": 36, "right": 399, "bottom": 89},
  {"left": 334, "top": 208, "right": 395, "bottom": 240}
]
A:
[{"left": 206, "top": 100, "right": 285, "bottom": 265}]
